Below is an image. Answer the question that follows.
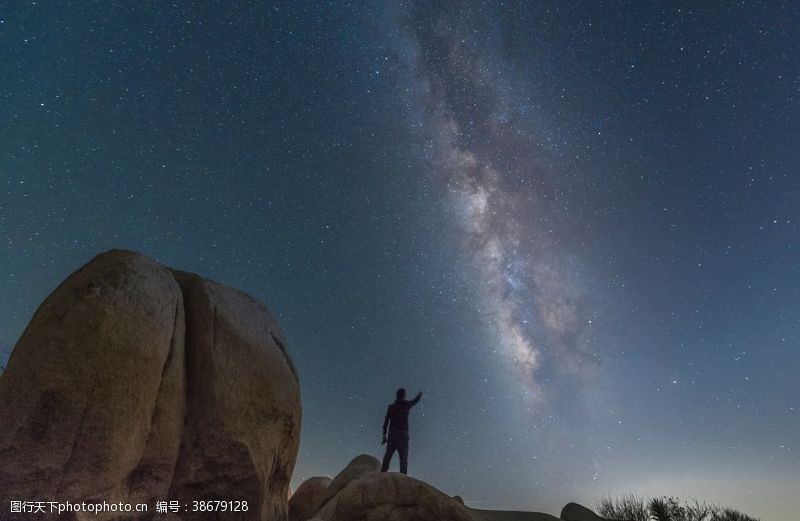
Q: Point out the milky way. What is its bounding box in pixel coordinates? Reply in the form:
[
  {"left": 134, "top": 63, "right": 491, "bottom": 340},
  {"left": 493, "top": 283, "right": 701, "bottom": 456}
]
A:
[{"left": 400, "top": 3, "right": 598, "bottom": 399}]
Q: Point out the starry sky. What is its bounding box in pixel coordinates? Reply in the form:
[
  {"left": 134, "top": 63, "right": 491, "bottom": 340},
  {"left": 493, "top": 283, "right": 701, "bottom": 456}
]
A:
[{"left": 1, "top": 2, "right": 798, "bottom": 520}]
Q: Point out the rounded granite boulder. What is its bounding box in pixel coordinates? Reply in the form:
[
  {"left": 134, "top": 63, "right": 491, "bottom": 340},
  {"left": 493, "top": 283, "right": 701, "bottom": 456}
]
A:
[
  {"left": 0, "top": 249, "right": 301, "bottom": 521},
  {"left": 315, "top": 471, "right": 474, "bottom": 521},
  {"left": 317, "top": 454, "right": 381, "bottom": 509},
  {"left": 289, "top": 476, "right": 333, "bottom": 521},
  {"left": 560, "top": 502, "right": 605, "bottom": 521}
]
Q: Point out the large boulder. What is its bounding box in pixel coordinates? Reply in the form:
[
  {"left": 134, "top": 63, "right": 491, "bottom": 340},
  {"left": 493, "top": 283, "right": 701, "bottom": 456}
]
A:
[
  {"left": 289, "top": 476, "right": 332, "bottom": 521},
  {"left": 0, "top": 250, "right": 185, "bottom": 516},
  {"left": 560, "top": 502, "right": 605, "bottom": 521},
  {"left": 0, "top": 250, "right": 301, "bottom": 520},
  {"left": 317, "top": 454, "right": 380, "bottom": 508},
  {"left": 167, "top": 269, "right": 301, "bottom": 521},
  {"left": 314, "top": 471, "right": 473, "bottom": 521}
]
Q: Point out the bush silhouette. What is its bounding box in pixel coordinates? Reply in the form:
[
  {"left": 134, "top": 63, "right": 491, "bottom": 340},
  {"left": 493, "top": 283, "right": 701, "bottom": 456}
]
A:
[{"left": 597, "top": 494, "right": 759, "bottom": 521}]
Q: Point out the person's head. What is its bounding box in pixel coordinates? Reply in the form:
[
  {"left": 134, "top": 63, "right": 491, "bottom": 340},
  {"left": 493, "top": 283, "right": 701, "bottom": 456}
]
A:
[{"left": 395, "top": 388, "right": 406, "bottom": 401}]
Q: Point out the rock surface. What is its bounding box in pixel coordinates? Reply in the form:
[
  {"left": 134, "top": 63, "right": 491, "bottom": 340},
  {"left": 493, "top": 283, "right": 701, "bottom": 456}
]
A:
[
  {"left": 289, "top": 476, "right": 332, "bottom": 521},
  {"left": 314, "top": 471, "right": 474, "bottom": 521},
  {"left": 317, "top": 454, "right": 380, "bottom": 508},
  {"left": 0, "top": 250, "right": 301, "bottom": 520},
  {"left": 167, "top": 269, "right": 301, "bottom": 521},
  {"left": 304, "top": 454, "right": 563, "bottom": 521},
  {"left": 560, "top": 502, "right": 605, "bottom": 521},
  {"left": 470, "top": 508, "right": 560, "bottom": 521}
]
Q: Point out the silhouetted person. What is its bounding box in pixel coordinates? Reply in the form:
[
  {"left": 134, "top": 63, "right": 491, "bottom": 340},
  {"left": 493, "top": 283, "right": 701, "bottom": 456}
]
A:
[{"left": 380, "top": 387, "right": 422, "bottom": 474}]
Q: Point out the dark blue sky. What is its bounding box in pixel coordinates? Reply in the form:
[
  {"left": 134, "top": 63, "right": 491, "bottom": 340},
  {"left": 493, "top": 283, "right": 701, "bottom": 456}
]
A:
[{"left": 1, "top": 2, "right": 798, "bottom": 519}]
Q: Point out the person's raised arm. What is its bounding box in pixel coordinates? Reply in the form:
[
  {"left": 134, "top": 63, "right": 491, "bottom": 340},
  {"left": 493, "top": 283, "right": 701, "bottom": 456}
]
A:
[{"left": 410, "top": 391, "right": 423, "bottom": 406}]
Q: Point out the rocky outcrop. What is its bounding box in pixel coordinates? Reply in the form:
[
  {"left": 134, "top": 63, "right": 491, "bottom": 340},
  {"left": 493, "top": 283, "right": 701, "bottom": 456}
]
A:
[
  {"left": 560, "top": 502, "right": 605, "bottom": 521},
  {"left": 0, "top": 250, "right": 301, "bottom": 520},
  {"left": 0, "top": 250, "right": 185, "bottom": 515},
  {"left": 289, "top": 476, "right": 332, "bottom": 521},
  {"left": 317, "top": 454, "right": 380, "bottom": 508},
  {"left": 291, "top": 454, "right": 564, "bottom": 521},
  {"left": 314, "top": 471, "right": 474, "bottom": 521},
  {"left": 167, "top": 269, "right": 301, "bottom": 521},
  {"left": 470, "top": 508, "right": 560, "bottom": 521}
]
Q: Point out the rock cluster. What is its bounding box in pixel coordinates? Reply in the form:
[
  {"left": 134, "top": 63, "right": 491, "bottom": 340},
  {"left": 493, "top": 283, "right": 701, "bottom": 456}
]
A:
[
  {"left": 0, "top": 250, "right": 301, "bottom": 520},
  {"left": 288, "top": 454, "right": 601, "bottom": 521},
  {"left": 289, "top": 454, "right": 474, "bottom": 521}
]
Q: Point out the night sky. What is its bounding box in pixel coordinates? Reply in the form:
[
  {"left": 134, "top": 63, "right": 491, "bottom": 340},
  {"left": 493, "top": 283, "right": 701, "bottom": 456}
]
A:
[{"left": 1, "top": 2, "right": 798, "bottom": 520}]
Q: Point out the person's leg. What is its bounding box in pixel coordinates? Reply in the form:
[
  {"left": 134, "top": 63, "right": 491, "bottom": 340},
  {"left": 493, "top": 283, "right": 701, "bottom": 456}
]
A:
[
  {"left": 398, "top": 444, "right": 408, "bottom": 474},
  {"left": 398, "top": 434, "right": 409, "bottom": 474},
  {"left": 381, "top": 440, "right": 396, "bottom": 472}
]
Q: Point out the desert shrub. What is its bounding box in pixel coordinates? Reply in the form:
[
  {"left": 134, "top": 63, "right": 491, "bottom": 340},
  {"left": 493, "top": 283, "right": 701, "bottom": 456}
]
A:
[
  {"left": 597, "top": 492, "right": 648, "bottom": 521},
  {"left": 649, "top": 497, "right": 678, "bottom": 521},
  {"left": 711, "top": 508, "right": 759, "bottom": 521},
  {"left": 684, "top": 498, "right": 719, "bottom": 521},
  {"left": 597, "top": 494, "right": 758, "bottom": 521}
]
